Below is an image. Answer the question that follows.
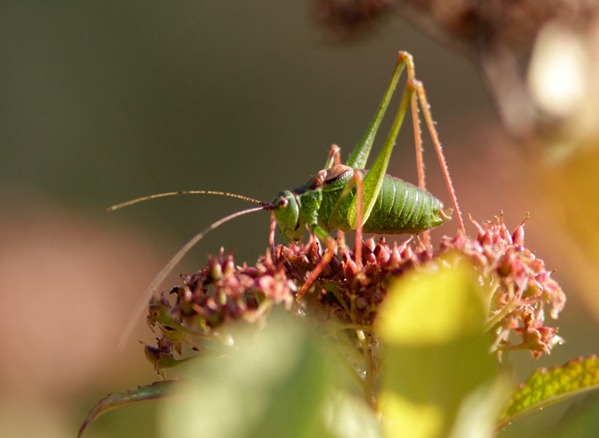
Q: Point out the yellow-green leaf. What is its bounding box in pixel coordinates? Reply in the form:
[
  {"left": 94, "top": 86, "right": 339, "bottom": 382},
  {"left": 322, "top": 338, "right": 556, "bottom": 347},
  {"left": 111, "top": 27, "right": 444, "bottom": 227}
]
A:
[
  {"left": 376, "top": 255, "right": 508, "bottom": 438},
  {"left": 498, "top": 355, "right": 599, "bottom": 430}
]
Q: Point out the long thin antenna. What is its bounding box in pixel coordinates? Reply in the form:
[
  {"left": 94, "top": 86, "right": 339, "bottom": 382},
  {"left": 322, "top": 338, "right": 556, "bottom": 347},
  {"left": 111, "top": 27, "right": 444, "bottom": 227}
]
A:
[
  {"left": 117, "top": 205, "right": 266, "bottom": 349},
  {"left": 107, "top": 190, "right": 267, "bottom": 212},
  {"left": 150, "top": 205, "right": 265, "bottom": 296}
]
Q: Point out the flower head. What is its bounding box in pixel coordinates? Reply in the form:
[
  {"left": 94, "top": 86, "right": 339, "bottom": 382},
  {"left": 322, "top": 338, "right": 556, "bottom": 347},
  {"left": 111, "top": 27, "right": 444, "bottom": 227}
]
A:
[{"left": 146, "top": 214, "right": 565, "bottom": 369}]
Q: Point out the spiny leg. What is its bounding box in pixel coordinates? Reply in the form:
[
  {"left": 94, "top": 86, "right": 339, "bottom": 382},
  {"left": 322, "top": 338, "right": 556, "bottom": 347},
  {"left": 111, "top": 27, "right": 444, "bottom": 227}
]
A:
[
  {"left": 296, "top": 230, "right": 336, "bottom": 302},
  {"left": 412, "top": 91, "right": 432, "bottom": 247},
  {"left": 415, "top": 81, "right": 465, "bottom": 232},
  {"left": 402, "top": 52, "right": 430, "bottom": 245},
  {"left": 401, "top": 52, "right": 427, "bottom": 193},
  {"left": 353, "top": 170, "right": 364, "bottom": 272},
  {"left": 411, "top": 88, "right": 426, "bottom": 193},
  {"left": 399, "top": 51, "right": 466, "bottom": 233},
  {"left": 324, "top": 144, "right": 342, "bottom": 169},
  {"left": 325, "top": 144, "right": 350, "bottom": 249},
  {"left": 269, "top": 211, "right": 277, "bottom": 257}
]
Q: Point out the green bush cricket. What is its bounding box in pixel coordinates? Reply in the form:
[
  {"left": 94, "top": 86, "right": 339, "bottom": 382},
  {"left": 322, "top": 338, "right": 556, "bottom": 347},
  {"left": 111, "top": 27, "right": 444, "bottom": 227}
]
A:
[{"left": 109, "top": 51, "right": 465, "bottom": 306}]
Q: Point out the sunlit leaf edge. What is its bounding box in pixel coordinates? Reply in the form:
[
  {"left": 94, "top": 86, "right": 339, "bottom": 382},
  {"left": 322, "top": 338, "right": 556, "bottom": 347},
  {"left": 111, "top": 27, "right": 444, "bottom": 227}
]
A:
[{"left": 497, "top": 355, "right": 599, "bottom": 430}]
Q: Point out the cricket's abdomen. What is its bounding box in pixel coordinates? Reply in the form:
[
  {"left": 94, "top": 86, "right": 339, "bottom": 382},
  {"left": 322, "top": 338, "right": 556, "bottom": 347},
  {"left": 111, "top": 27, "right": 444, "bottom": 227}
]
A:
[
  {"left": 362, "top": 174, "right": 447, "bottom": 234},
  {"left": 318, "top": 168, "right": 448, "bottom": 235}
]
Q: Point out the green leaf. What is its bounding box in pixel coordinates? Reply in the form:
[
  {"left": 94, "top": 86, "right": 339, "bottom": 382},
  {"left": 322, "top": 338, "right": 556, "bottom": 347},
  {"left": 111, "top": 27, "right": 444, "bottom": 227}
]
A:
[
  {"left": 375, "top": 255, "right": 509, "bottom": 438},
  {"left": 78, "top": 380, "right": 178, "bottom": 437},
  {"left": 498, "top": 355, "right": 599, "bottom": 430}
]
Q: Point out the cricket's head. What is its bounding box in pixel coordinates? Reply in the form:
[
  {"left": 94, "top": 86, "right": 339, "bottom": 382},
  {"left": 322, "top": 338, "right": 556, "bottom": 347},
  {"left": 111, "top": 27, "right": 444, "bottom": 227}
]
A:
[{"left": 272, "top": 190, "right": 302, "bottom": 241}]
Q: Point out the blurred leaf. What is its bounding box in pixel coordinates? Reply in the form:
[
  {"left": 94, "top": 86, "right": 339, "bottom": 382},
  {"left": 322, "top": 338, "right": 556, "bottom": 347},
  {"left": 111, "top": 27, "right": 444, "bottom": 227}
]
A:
[
  {"left": 158, "top": 310, "right": 378, "bottom": 438},
  {"left": 78, "top": 380, "right": 178, "bottom": 438},
  {"left": 323, "top": 392, "right": 383, "bottom": 438},
  {"left": 541, "top": 142, "right": 599, "bottom": 321},
  {"left": 376, "top": 255, "right": 509, "bottom": 438},
  {"left": 498, "top": 355, "right": 599, "bottom": 430}
]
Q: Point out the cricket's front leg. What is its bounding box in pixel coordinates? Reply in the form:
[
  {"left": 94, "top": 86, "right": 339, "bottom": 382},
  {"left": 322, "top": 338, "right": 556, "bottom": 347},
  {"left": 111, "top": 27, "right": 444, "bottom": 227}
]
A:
[
  {"left": 295, "top": 224, "right": 336, "bottom": 302},
  {"left": 296, "top": 169, "right": 366, "bottom": 301}
]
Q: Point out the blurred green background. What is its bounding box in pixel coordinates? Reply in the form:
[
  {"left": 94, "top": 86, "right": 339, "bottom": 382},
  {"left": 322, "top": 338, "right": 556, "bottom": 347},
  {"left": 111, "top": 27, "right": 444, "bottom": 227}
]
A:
[{"left": 1, "top": 2, "right": 597, "bottom": 437}]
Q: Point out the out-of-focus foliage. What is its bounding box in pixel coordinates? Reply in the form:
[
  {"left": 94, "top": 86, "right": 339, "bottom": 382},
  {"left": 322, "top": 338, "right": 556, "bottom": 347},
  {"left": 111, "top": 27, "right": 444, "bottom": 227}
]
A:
[
  {"left": 157, "top": 312, "right": 381, "bottom": 438},
  {"left": 376, "top": 257, "right": 508, "bottom": 438},
  {"left": 540, "top": 145, "right": 599, "bottom": 322}
]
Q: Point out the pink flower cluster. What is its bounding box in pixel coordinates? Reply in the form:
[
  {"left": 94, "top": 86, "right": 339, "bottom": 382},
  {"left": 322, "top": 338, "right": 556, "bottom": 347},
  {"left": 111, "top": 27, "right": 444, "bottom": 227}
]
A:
[
  {"left": 441, "top": 215, "right": 566, "bottom": 358},
  {"left": 146, "top": 215, "right": 565, "bottom": 369}
]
